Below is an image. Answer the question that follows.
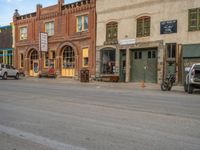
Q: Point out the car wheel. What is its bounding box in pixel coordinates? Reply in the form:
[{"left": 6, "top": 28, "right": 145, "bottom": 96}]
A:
[
  {"left": 188, "top": 84, "right": 193, "bottom": 94},
  {"left": 15, "top": 73, "right": 19, "bottom": 80},
  {"left": 3, "top": 72, "right": 7, "bottom": 80}
]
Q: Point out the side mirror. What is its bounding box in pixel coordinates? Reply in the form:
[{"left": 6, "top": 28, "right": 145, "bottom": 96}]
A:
[{"left": 185, "top": 67, "right": 190, "bottom": 72}]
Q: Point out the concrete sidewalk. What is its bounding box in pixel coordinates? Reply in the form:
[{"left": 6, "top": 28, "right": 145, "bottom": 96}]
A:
[{"left": 22, "top": 77, "right": 184, "bottom": 92}]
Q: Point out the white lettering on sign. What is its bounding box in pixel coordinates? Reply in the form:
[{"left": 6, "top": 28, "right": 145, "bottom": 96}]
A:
[
  {"left": 119, "top": 39, "right": 136, "bottom": 45},
  {"left": 39, "top": 32, "right": 48, "bottom": 52}
]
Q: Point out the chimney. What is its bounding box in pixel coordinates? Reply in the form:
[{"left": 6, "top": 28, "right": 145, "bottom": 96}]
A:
[
  {"left": 36, "top": 4, "right": 42, "bottom": 18},
  {"left": 58, "top": 0, "right": 64, "bottom": 13},
  {"left": 58, "top": 0, "right": 64, "bottom": 5}
]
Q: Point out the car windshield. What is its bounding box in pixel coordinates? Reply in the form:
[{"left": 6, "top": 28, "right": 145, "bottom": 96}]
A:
[{"left": 194, "top": 65, "right": 200, "bottom": 70}]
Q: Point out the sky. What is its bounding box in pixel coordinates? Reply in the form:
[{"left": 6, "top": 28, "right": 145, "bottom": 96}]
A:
[{"left": 0, "top": 0, "right": 77, "bottom": 26}]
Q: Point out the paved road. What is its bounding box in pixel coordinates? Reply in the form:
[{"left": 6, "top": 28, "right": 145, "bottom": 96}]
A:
[{"left": 0, "top": 79, "right": 200, "bottom": 150}]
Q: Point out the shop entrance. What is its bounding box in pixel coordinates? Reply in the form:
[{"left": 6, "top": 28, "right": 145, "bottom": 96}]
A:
[
  {"left": 29, "top": 50, "right": 39, "bottom": 77},
  {"left": 119, "top": 50, "right": 126, "bottom": 82},
  {"left": 131, "top": 48, "right": 157, "bottom": 83},
  {"left": 61, "top": 46, "right": 75, "bottom": 77}
]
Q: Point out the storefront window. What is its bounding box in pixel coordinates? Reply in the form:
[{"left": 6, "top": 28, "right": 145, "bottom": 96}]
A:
[
  {"left": 82, "top": 48, "right": 89, "bottom": 67},
  {"left": 44, "top": 52, "right": 49, "bottom": 68},
  {"left": 63, "top": 46, "right": 75, "bottom": 69},
  {"left": 101, "top": 49, "right": 116, "bottom": 74}
]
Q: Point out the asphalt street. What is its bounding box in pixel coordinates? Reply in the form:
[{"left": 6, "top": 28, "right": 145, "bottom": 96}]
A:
[{"left": 0, "top": 79, "right": 200, "bottom": 150}]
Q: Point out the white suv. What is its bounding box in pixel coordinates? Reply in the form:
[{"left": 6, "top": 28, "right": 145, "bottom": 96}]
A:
[{"left": 0, "top": 63, "right": 19, "bottom": 80}]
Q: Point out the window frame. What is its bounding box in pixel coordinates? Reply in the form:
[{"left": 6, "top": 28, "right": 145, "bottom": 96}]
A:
[
  {"left": 76, "top": 15, "right": 89, "bottom": 32},
  {"left": 136, "top": 16, "right": 151, "bottom": 37},
  {"left": 188, "top": 8, "right": 200, "bottom": 31},
  {"left": 82, "top": 48, "right": 89, "bottom": 67},
  {"left": 19, "top": 26, "right": 28, "bottom": 40},
  {"left": 45, "top": 21, "right": 55, "bottom": 36},
  {"left": 106, "top": 22, "right": 118, "bottom": 43},
  {"left": 101, "top": 49, "right": 116, "bottom": 74},
  {"left": 166, "top": 43, "right": 176, "bottom": 59}
]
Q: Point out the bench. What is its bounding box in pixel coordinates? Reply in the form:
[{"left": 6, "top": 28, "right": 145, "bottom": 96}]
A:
[{"left": 99, "top": 76, "right": 119, "bottom": 82}]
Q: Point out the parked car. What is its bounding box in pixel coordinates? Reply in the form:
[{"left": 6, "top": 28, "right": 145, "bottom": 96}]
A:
[
  {"left": 0, "top": 63, "right": 19, "bottom": 80},
  {"left": 184, "top": 63, "right": 200, "bottom": 94}
]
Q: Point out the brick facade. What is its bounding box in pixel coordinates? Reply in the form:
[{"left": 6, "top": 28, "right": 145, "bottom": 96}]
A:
[{"left": 13, "top": 0, "right": 96, "bottom": 79}]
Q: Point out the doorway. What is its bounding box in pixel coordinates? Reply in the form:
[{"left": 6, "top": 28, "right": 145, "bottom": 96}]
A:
[
  {"left": 29, "top": 50, "right": 39, "bottom": 77},
  {"left": 120, "top": 50, "right": 126, "bottom": 82},
  {"left": 61, "top": 46, "right": 75, "bottom": 77}
]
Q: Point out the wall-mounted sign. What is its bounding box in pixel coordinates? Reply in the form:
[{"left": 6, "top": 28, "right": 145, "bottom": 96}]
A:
[
  {"left": 160, "top": 20, "right": 177, "bottom": 34},
  {"left": 39, "top": 32, "right": 48, "bottom": 52},
  {"left": 119, "top": 39, "right": 136, "bottom": 45}
]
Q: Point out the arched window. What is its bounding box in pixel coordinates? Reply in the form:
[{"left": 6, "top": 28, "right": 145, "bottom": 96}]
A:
[
  {"left": 62, "top": 46, "right": 75, "bottom": 69},
  {"left": 136, "top": 16, "right": 150, "bottom": 37},
  {"left": 30, "top": 50, "right": 38, "bottom": 60},
  {"left": 105, "top": 22, "right": 118, "bottom": 44}
]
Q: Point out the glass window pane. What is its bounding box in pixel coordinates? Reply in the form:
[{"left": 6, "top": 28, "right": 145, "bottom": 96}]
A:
[
  {"left": 137, "top": 17, "right": 150, "bottom": 37},
  {"left": 45, "top": 22, "right": 54, "bottom": 36},
  {"left": 148, "top": 51, "right": 151, "bottom": 59},
  {"left": 101, "top": 50, "right": 116, "bottom": 74},
  {"left": 152, "top": 51, "right": 156, "bottom": 58},
  {"left": 78, "top": 16, "right": 82, "bottom": 32},
  {"left": 84, "top": 15, "right": 88, "bottom": 31},
  {"left": 134, "top": 52, "right": 138, "bottom": 59},
  {"left": 139, "top": 52, "right": 142, "bottom": 59},
  {"left": 172, "top": 44, "right": 176, "bottom": 58},
  {"left": 106, "top": 22, "right": 118, "bottom": 42}
]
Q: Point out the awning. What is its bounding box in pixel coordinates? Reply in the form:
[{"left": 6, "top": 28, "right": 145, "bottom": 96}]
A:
[{"left": 182, "top": 44, "right": 200, "bottom": 58}]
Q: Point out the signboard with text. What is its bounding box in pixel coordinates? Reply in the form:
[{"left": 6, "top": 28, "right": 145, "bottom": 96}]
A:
[
  {"left": 39, "top": 32, "right": 48, "bottom": 52},
  {"left": 119, "top": 39, "right": 136, "bottom": 45},
  {"left": 160, "top": 20, "right": 177, "bottom": 34}
]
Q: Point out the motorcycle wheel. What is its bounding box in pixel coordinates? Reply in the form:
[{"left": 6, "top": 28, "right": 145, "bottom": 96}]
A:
[{"left": 161, "top": 82, "right": 168, "bottom": 91}]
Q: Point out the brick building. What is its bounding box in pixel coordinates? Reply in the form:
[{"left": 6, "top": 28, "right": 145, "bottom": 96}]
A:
[
  {"left": 0, "top": 25, "right": 14, "bottom": 65},
  {"left": 13, "top": 0, "right": 96, "bottom": 79}
]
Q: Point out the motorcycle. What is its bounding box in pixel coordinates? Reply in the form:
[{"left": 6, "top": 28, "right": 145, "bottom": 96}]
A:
[{"left": 161, "top": 73, "right": 176, "bottom": 91}]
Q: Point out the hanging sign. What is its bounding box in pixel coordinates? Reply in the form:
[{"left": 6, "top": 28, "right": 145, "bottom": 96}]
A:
[{"left": 39, "top": 32, "right": 48, "bottom": 52}]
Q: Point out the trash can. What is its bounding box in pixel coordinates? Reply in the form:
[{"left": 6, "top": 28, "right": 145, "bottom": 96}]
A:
[{"left": 80, "top": 69, "right": 89, "bottom": 82}]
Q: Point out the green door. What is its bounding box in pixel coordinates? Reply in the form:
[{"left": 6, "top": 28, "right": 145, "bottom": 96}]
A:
[
  {"left": 131, "top": 49, "right": 157, "bottom": 83},
  {"left": 120, "top": 50, "right": 126, "bottom": 82}
]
